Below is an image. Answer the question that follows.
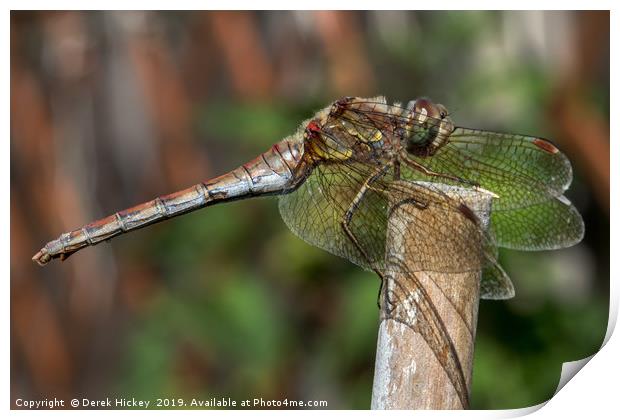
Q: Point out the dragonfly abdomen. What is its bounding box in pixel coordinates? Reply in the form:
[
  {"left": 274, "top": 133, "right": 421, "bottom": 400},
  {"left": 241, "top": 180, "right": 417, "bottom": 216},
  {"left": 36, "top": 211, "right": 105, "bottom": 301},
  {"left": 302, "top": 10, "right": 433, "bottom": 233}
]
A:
[{"left": 32, "top": 137, "right": 306, "bottom": 266}]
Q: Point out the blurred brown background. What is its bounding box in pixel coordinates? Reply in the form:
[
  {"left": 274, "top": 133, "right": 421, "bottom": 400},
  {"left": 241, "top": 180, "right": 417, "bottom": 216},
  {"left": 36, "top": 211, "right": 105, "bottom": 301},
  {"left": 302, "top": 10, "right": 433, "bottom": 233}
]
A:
[{"left": 11, "top": 11, "right": 609, "bottom": 409}]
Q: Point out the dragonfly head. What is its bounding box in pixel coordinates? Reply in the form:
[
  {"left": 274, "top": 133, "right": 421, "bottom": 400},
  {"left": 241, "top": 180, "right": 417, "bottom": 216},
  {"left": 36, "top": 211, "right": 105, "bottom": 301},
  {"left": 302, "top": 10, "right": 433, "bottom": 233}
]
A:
[{"left": 404, "top": 98, "right": 454, "bottom": 156}]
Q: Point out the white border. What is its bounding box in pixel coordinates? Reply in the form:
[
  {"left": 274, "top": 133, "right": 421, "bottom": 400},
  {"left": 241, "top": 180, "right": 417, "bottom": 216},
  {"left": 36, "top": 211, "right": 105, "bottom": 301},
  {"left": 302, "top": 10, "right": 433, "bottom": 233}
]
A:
[{"left": 5, "top": 3, "right": 616, "bottom": 419}]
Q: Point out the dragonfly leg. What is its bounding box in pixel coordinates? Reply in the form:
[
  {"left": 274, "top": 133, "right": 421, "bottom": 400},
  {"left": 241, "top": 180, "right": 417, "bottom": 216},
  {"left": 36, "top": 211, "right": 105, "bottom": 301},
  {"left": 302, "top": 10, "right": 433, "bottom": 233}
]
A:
[
  {"left": 393, "top": 159, "right": 401, "bottom": 181},
  {"left": 340, "top": 165, "right": 393, "bottom": 309},
  {"left": 401, "top": 153, "right": 479, "bottom": 188}
]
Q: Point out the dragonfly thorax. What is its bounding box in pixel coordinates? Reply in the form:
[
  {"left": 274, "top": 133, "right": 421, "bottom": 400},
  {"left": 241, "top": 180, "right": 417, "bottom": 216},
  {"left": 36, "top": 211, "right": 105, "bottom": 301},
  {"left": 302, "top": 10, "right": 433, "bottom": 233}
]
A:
[
  {"left": 303, "top": 118, "right": 355, "bottom": 162},
  {"left": 403, "top": 98, "right": 454, "bottom": 157}
]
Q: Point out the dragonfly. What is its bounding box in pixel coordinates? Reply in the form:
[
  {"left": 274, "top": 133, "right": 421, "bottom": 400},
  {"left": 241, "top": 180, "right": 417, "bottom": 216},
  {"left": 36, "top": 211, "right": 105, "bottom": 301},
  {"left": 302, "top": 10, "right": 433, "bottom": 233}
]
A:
[{"left": 33, "top": 96, "right": 584, "bottom": 408}]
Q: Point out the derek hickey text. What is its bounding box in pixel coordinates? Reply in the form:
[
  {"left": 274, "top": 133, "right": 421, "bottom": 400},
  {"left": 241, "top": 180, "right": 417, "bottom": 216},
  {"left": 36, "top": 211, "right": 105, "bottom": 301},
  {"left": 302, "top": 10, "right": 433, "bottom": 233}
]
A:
[{"left": 78, "top": 398, "right": 150, "bottom": 408}]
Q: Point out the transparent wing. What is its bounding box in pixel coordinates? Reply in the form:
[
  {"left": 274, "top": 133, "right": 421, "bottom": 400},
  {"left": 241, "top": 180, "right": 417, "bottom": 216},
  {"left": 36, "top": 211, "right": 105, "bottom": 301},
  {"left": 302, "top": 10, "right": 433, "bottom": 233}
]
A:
[
  {"left": 278, "top": 161, "right": 388, "bottom": 270},
  {"left": 342, "top": 105, "right": 580, "bottom": 251},
  {"left": 279, "top": 169, "right": 501, "bottom": 274},
  {"left": 404, "top": 128, "right": 573, "bottom": 210},
  {"left": 336, "top": 100, "right": 576, "bottom": 209},
  {"left": 382, "top": 180, "right": 492, "bottom": 274},
  {"left": 490, "top": 195, "right": 585, "bottom": 251},
  {"left": 480, "top": 259, "right": 515, "bottom": 299}
]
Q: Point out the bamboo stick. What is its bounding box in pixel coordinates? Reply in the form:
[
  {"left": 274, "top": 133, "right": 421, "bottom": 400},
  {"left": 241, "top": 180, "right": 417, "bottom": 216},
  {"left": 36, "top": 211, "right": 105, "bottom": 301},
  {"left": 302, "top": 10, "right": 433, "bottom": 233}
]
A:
[{"left": 371, "top": 184, "right": 493, "bottom": 409}]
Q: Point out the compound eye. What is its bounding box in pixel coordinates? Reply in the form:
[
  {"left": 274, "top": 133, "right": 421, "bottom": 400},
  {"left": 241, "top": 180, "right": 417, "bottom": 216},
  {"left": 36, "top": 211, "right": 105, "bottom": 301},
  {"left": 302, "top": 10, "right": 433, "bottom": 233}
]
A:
[
  {"left": 437, "top": 104, "right": 448, "bottom": 119},
  {"left": 412, "top": 98, "right": 432, "bottom": 116},
  {"left": 409, "top": 98, "right": 443, "bottom": 124}
]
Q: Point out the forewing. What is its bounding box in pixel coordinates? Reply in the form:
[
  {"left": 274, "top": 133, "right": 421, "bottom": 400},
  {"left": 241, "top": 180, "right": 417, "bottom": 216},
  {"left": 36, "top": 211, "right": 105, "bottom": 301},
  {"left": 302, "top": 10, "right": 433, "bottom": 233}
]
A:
[
  {"left": 405, "top": 128, "right": 573, "bottom": 211},
  {"left": 332, "top": 101, "right": 574, "bottom": 215}
]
